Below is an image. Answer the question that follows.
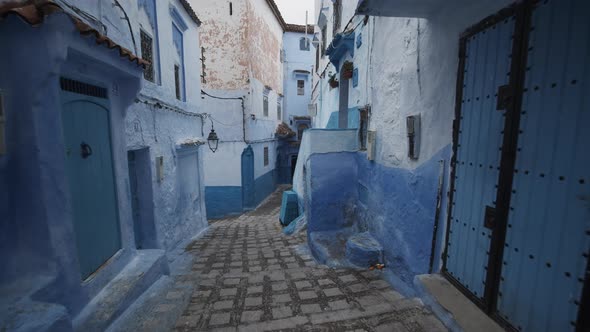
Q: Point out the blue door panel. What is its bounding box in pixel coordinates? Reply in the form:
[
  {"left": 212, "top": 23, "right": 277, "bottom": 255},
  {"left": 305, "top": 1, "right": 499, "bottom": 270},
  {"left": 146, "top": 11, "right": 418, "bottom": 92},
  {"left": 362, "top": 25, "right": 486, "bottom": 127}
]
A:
[
  {"left": 446, "top": 17, "right": 515, "bottom": 299},
  {"left": 61, "top": 86, "right": 121, "bottom": 280},
  {"left": 497, "top": 1, "right": 590, "bottom": 331}
]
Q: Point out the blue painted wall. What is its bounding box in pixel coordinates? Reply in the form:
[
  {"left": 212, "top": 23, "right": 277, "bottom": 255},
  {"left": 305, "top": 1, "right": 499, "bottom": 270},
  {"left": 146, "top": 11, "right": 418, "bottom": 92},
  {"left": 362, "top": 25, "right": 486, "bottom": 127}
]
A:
[
  {"left": 326, "top": 108, "right": 359, "bottom": 129},
  {"left": 307, "top": 153, "right": 359, "bottom": 233},
  {"left": 254, "top": 169, "right": 278, "bottom": 207},
  {"left": 204, "top": 186, "right": 243, "bottom": 219},
  {"left": 305, "top": 145, "right": 451, "bottom": 284},
  {"left": 355, "top": 145, "right": 451, "bottom": 282}
]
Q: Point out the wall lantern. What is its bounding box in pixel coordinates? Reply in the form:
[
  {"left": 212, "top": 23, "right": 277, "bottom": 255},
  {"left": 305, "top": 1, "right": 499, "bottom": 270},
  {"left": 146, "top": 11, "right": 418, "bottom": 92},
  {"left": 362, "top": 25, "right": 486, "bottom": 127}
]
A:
[{"left": 207, "top": 120, "right": 219, "bottom": 153}]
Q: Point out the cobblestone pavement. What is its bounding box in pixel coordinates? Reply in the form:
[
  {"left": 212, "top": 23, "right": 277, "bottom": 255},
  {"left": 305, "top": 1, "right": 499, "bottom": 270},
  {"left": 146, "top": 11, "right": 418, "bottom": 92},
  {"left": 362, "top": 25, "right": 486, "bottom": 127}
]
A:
[{"left": 173, "top": 188, "right": 447, "bottom": 332}]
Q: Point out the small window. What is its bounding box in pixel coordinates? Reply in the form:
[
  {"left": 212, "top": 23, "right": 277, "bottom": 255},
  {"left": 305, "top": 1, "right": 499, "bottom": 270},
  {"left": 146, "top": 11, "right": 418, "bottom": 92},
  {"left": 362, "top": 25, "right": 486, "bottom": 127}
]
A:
[
  {"left": 263, "top": 95, "right": 269, "bottom": 117},
  {"left": 264, "top": 147, "right": 269, "bottom": 166},
  {"left": 297, "top": 80, "right": 305, "bottom": 95},
  {"left": 174, "top": 64, "right": 181, "bottom": 100},
  {"left": 229, "top": 2, "right": 233, "bottom": 15},
  {"left": 299, "top": 37, "right": 310, "bottom": 51},
  {"left": 277, "top": 101, "right": 282, "bottom": 120},
  {"left": 333, "top": 0, "right": 342, "bottom": 36},
  {"left": 321, "top": 25, "right": 327, "bottom": 56}
]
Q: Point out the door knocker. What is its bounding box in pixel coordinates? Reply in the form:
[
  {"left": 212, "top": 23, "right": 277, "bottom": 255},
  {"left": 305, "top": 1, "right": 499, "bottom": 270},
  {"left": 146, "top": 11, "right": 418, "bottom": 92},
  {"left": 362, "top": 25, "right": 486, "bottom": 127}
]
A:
[{"left": 80, "top": 142, "right": 93, "bottom": 159}]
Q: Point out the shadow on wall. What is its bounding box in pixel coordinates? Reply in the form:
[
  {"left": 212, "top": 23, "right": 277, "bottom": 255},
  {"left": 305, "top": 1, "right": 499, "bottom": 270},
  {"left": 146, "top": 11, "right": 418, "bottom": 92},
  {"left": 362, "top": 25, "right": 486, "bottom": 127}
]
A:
[{"left": 306, "top": 144, "right": 452, "bottom": 285}]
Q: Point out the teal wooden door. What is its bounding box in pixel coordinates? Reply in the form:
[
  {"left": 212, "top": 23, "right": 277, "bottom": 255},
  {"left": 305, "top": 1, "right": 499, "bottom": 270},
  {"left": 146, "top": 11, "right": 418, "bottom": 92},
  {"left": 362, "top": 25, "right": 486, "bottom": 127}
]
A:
[
  {"left": 241, "top": 146, "right": 255, "bottom": 209},
  {"left": 60, "top": 78, "right": 121, "bottom": 280}
]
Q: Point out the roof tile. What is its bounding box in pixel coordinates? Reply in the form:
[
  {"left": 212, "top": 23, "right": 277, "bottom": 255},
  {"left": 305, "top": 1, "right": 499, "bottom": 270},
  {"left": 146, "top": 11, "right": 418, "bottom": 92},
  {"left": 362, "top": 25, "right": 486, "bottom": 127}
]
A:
[{"left": 0, "top": 0, "right": 148, "bottom": 67}]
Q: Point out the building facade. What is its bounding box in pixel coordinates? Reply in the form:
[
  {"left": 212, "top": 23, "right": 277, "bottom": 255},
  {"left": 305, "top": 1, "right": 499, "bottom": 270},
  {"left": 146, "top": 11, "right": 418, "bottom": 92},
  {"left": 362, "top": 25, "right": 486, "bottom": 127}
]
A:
[
  {"left": 276, "top": 24, "right": 315, "bottom": 184},
  {"left": 0, "top": 0, "right": 206, "bottom": 330},
  {"left": 295, "top": 0, "right": 590, "bottom": 331},
  {"left": 193, "top": 0, "right": 286, "bottom": 218}
]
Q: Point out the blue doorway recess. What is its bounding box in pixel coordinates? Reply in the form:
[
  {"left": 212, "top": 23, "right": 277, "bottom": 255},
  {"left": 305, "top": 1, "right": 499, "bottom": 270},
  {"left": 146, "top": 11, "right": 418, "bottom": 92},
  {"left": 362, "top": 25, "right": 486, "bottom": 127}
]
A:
[
  {"left": 60, "top": 77, "right": 121, "bottom": 280},
  {"left": 241, "top": 145, "right": 255, "bottom": 210},
  {"left": 127, "top": 148, "right": 157, "bottom": 249}
]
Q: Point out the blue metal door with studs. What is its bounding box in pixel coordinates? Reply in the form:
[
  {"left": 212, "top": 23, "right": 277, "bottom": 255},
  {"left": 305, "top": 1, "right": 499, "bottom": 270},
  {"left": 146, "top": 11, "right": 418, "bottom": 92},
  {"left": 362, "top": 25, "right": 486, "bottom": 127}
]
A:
[
  {"left": 60, "top": 77, "right": 121, "bottom": 280},
  {"left": 497, "top": 1, "right": 590, "bottom": 331},
  {"left": 444, "top": 1, "right": 590, "bottom": 331},
  {"left": 444, "top": 10, "right": 516, "bottom": 304}
]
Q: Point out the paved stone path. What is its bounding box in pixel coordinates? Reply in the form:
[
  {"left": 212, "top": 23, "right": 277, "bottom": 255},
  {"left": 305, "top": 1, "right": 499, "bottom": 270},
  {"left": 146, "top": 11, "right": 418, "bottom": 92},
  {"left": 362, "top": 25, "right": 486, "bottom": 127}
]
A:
[{"left": 172, "top": 188, "right": 447, "bottom": 332}]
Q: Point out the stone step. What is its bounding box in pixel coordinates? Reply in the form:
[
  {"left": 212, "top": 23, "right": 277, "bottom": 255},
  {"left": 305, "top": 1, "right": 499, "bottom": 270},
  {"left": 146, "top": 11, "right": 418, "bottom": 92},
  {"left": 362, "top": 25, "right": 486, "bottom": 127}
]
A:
[
  {"left": 345, "top": 232, "right": 383, "bottom": 268},
  {"left": 73, "top": 250, "right": 169, "bottom": 332},
  {"left": 106, "top": 275, "right": 193, "bottom": 332},
  {"left": 414, "top": 274, "right": 504, "bottom": 332}
]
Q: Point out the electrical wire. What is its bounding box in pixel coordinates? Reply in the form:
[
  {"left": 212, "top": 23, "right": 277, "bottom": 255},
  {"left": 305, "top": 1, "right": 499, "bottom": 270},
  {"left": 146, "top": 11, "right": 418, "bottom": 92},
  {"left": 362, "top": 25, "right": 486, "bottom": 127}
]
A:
[
  {"left": 58, "top": 0, "right": 107, "bottom": 34},
  {"left": 113, "top": 0, "right": 138, "bottom": 54},
  {"left": 209, "top": 116, "right": 243, "bottom": 128},
  {"left": 134, "top": 96, "right": 206, "bottom": 118}
]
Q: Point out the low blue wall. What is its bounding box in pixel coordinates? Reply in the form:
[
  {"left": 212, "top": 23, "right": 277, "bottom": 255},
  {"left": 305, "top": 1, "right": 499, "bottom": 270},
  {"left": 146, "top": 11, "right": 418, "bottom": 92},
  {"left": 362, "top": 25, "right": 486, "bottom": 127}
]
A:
[
  {"left": 254, "top": 169, "right": 278, "bottom": 207},
  {"left": 326, "top": 108, "right": 360, "bottom": 129},
  {"left": 355, "top": 145, "right": 452, "bottom": 282},
  {"left": 205, "top": 186, "right": 242, "bottom": 219},
  {"left": 307, "top": 153, "right": 358, "bottom": 233},
  {"left": 306, "top": 145, "right": 452, "bottom": 284}
]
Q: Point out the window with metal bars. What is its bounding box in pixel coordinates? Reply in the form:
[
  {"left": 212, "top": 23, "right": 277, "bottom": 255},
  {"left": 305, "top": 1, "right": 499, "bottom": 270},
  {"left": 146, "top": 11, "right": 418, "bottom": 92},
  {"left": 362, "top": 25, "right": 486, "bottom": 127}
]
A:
[
  {"left": 60, "top": 77, "right": 107, "bottom": 99},
  {"left": 263, "top": 95, "right": 269, "bottom": 117},
  {"left": 174, "top": 65, "right": 181, "bottom": 100},
  {"left": 264, "top": 147, "right": 269, "bottom": 166},
  {"left": 140, "top": 30, "right": 154, "bottom": 82},
  {"left": 297, "top": 80, "right": 305, "bottom": 95},
  {"left": 321, "top": 25, "right": 327, "bottom": 56},
  {"left": 333, "top": 0, "right": 342, "bottom": 36},
  {"left": 277, "top": 101, "right": 282, "bottom": 120},
  {"left": 299, "top": 37, "right": 310, "bottom": 51}
]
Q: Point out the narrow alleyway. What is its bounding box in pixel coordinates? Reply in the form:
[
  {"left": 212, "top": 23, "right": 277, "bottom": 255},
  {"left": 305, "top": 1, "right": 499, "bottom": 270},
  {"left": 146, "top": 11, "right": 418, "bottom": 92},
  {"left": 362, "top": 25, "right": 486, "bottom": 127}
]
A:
[{"left": 161, "top": 188, "right": 447, "bottom": 332}]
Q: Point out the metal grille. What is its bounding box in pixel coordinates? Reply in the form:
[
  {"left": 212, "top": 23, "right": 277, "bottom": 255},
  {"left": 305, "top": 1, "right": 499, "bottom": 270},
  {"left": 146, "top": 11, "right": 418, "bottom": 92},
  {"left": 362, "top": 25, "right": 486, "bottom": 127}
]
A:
[
  {"left": 297, "top": 80, "right": 305, "bottom": 95},
  {"left": 60, "top": 77, "right": 107, "bottom": 99},
  {"left": 263, "top": 147, "right": 269, "bottom": 166},
  {"left": 140, "top": 30, "right": 155, "bottom": 82}
]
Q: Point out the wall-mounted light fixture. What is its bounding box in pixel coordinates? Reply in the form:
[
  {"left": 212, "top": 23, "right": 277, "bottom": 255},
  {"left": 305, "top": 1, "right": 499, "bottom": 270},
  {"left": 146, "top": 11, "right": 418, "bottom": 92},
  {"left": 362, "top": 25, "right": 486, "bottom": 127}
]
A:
[{"left": 207, "top": 118, "right": 219, "bottom": 153}]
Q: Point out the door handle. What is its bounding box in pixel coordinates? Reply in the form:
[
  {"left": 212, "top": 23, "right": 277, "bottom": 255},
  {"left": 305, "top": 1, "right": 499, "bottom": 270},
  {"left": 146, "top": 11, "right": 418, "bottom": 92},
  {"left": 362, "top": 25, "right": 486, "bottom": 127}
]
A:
[{"left": 80, "top": 142, "right": 93, "bottom": 159}]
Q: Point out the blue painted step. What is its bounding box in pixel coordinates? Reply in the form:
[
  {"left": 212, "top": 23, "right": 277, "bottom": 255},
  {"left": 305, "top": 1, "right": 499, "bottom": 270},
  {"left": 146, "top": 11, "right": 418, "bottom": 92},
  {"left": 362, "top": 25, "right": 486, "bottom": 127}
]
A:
[
  {"left": 279, "top": 191, "right": 299, "bottom": 226},
  {"left": 73, "top": 250, "right": 169, "bottom": 331},
  {"left": 345, "top": 232, "right": 383, "bottom": 268}
]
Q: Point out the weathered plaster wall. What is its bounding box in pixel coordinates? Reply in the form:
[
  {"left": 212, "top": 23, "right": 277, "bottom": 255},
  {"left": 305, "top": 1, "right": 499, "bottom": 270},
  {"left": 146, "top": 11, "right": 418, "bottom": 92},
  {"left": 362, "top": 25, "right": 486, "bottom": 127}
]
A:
[
  {"left": 125, "top": 0, "right": 207, "bottom": 251},
  {"left": 196, "top": 0, "right": 250, "bottom": 89},
  {"left": 245, "top": 0, "right": 284, "bottom": 94}
]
